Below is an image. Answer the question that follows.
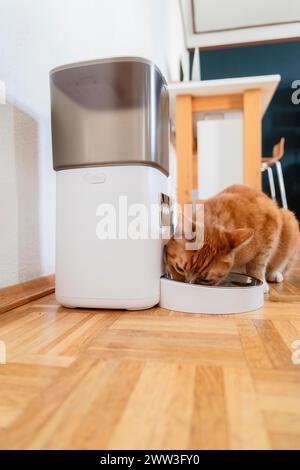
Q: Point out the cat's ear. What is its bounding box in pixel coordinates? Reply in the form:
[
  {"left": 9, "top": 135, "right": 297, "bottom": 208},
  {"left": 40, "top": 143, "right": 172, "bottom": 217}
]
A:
[{"left": 227, "top": 228, "right": 254, "bottom": 250}]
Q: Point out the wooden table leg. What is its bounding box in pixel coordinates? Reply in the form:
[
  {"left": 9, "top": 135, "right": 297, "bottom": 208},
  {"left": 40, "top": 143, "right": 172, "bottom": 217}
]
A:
[
  {"left": 243, "top": 89, "right": 262, "bottom": 190},
  {"left": 176, "top": 95, "right": 194, "bottom": 205}
]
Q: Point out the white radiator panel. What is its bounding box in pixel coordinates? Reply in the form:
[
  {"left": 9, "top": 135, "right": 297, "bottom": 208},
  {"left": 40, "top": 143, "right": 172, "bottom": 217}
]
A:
[{"left": 197, "top": 114, "right": 243, "bottom": 199}]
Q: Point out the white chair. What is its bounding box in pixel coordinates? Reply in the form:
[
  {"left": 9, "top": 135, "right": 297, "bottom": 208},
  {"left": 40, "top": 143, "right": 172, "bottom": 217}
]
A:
[{"left": 261, "top": 137, "right": 288, "bottom": 209}]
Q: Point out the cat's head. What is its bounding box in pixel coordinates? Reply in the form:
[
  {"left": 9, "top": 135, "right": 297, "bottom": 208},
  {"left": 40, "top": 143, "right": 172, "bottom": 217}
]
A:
[{"left": 164, "top": 225, "right": 253, "bottom": 285}]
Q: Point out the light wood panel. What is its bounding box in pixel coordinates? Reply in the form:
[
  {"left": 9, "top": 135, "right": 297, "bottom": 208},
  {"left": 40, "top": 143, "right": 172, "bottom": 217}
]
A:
[
  {"left": 0, "top": 263, "right": 300, "bottom": 449},
  {"left": 243, "top": 89, "right": 262, "bottom": 190},
  {"left": 192, "top": 93, "right": 243, "bottom": 113},
  {"left": 176, "top": 95, "right": 194, "bottom": 205}
]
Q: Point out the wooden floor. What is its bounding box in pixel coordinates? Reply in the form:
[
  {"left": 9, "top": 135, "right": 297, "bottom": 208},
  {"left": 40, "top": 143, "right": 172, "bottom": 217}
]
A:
[{"left": 0, "top": 264, "right": 300, "bottom": 450}]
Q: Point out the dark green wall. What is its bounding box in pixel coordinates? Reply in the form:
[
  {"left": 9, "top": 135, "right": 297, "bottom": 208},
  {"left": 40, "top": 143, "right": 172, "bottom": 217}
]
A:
[{"left": 194, "top": 40, "right": 300, "bottom": 218}]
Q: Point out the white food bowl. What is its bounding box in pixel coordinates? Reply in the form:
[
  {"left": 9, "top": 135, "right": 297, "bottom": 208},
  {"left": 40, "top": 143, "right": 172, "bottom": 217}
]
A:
[{"left": 159, "top": 273, "right": 264, "bottom": 315}]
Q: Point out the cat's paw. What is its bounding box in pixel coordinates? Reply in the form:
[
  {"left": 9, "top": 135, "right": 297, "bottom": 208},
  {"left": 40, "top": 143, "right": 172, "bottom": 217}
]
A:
[
  {"left": 263, "top": 280, "right": 270, "bottom": 294},
  {"left": 267, "top": 271, "right": 284, "bottom": 283}
]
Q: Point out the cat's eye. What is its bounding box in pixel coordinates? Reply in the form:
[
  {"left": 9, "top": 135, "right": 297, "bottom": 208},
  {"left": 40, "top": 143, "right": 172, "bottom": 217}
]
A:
[{"left": 175, "top": 263, "right": 185, "bottom": 274}]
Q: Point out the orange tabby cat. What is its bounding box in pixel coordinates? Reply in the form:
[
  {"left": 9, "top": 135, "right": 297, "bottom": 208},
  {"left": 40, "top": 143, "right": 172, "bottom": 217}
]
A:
[{"left": 165, "top": 185, "right": 299, "bottom": 293}]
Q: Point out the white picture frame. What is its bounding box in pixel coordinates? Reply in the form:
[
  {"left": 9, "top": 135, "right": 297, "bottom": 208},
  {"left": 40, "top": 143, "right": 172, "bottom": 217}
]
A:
[{"left": 180, "top": 0, "right": 300, "bottom": 49}]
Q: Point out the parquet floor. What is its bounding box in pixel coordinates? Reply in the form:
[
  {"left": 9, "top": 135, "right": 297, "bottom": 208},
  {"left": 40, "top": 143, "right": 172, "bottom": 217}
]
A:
[{"left": 0, "top": 263, "right": 300, "bottom": 450}]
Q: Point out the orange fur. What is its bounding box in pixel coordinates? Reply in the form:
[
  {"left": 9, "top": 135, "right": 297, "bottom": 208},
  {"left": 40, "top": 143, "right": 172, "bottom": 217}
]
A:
[{"left": 165, "top": 185, "right": 299, "bottom": 291}]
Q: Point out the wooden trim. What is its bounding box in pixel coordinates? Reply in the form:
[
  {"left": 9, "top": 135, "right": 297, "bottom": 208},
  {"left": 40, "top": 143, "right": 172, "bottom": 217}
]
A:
[
  {"left": 176, "top": 95, "right": 194, "bottom": 205},
  {"left": 0, "top": 275, "right": 55, "bottom": 314},
  {"left": 187, "top": 36, "right": 300, "bottom": 52},
  {"left": 192, "top": 93, "right": 243, "bottom": 112},
  {"left": 243, "top": 89, "right": 262, "bottom": 190}
]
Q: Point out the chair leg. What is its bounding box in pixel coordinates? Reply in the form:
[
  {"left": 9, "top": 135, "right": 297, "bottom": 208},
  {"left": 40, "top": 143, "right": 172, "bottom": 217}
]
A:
[
  {"left": 267, "top": 166, "right": 276, "bottom": 202},
  {"left": 276, "top": 161, "right": 288, "bottom": 209}
]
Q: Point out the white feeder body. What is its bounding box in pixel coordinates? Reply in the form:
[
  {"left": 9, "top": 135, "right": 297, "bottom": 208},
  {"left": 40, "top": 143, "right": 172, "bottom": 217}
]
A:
[{"left": 55, "top": 166, "right": 167, "bottom": 309}]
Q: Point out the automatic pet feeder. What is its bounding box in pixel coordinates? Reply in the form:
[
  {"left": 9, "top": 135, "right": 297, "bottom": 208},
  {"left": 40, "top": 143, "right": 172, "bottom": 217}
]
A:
[{"left": 51, "top": 57, "right": 264, "bottom": 314}]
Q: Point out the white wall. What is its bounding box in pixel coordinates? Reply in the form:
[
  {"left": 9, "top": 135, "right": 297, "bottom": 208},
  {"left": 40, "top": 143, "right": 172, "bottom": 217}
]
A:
[{"left": 0, "top": 0, "right": 184, "bottom": 288}]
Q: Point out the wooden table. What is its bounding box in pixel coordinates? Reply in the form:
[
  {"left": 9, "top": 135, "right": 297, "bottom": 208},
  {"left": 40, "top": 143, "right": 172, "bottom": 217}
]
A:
[{"left": 168, "top": 75, "right": 280, "bottom": 205}]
